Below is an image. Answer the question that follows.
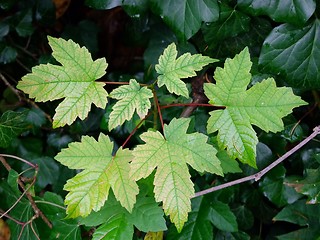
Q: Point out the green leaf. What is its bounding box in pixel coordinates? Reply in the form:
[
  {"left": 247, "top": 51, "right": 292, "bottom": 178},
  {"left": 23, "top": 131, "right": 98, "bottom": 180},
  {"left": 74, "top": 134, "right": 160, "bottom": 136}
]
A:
[
  {"left": 109, "top": 79, "right": 153, "bottom": 130},
  {"left": 150, "top": 0, "right": 219, "bottom": 40},
  {"left": 17, "top": 36, "right": 108, "bottom": 128},
  {"left": 55, "top": 133, "right": 139, "bottom": 218},
  {"left": 204, "top": 47, "right": 307, "bottom": 167},
  {"left": 0, "top": 110, "right": 30, "bottom": 148},
  {"left": 93, "top": 213, "right": 132, "bottom": 240},
  {"left": 285, "top": 168, "right": 320, "bottom": 204},
  {"left": 131, "top": 118, "right": 222, "bottom": 231},
  {"left": 209, "top": 201, "right": 238, "bottom": 232},
  {"left": 122, "top": 0, "right": 148, "bottom": 16},
  {"left": 13, "top": 9, "right": 34, "bottom": 37},
  {"left": 156, "top": 43, "right": 217, "bottom": 98},
  {"left": 0, "top": 42, "right": 17, "bottom": 64},
  {"left": 259, "top": 20, "right": 320, "bottom": 89},
  {"left": 81, "top": 193, "right": 166, "bottom": 240},
  {"left": 238, "top": 0, "right": 316, "bottom": 26},
  {"left": 273, "top": 199, "right": 320, "bottom": 239},
  {"left": 202, "top": 3, "right": 251, "bottom": 50},
  {"left": 85, "top": 0, "right": 121, "bottom": 9},
  {"left": 27, "top": 157, "right": 59, "bottom": 188},
  {"left": 36, "top": 192, "right": 81, "bottom": 240},
  {"left": 167, "top": 196, "right": 213, "bottom": 240},
  {"left": 259, "top": 166, "right": 302, "bottom": 207}
]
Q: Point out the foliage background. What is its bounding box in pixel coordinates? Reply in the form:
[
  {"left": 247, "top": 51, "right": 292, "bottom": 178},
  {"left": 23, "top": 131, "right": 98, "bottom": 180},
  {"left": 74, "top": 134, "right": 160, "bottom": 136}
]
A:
[{"left": 0, "top": 0, "right": 320, "bottom": 239}]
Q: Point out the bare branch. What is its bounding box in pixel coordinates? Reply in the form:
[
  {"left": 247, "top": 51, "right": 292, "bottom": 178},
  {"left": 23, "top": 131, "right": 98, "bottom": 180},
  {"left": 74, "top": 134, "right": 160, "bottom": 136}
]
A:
[{"left": 193, "top": 126, "right": 320, "bottom": 198}]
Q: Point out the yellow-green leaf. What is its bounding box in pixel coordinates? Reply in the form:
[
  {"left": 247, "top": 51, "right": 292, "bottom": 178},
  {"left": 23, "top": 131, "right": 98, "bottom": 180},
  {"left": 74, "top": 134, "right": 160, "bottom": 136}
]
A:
[
  {"left": 131, "top": 118, "right": 222, "bottom": 231},
  {"left": 55, "top": 134, "right": 139, "bottom": 218},
  {"left": 17, "top": 37, "right": 108, "bottom": 128},
  {"left": 204, "top": 47, "right": 307, "bottom": 167},
  {"left": 108, "top": 79, "right": 153, "bottom": 130},
  {"left": 155, "top": 43, "right": 218, "bottom": 98}
]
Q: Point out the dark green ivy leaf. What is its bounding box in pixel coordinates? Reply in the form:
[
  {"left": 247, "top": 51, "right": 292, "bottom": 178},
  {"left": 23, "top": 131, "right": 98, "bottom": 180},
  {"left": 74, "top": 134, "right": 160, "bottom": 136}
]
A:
[
  {"left": 202, "top": 3, "right": 250, "bottom": 50},
  {"left": 237, "top": 0, "right": 316, "bottom": 26},
  {"left": 0, "top": 42, "right": 17, "bottom": 64},
  {"left": 85, "top": 0, "right": 121, "bottom": 9},
  {"left": 274, "top": 199, "right": 320, "bottom": 239},
  {"left": 285, "top": 168, "right": 320, "bottom": 204},
  {"left": 259, "top": 19, "right": 320, "bottom": 89},
  {"left": 0, "top": 110, "right": 30, "bottom": 148},
  {"left": 167, "top": 196, "right": 213, "bottom": 240},
  {"left": 150, "top": 0, "right": 219, "bottom": 41},
  {"left": 13, "top": 9, "right": 34, "bottom": 37},
  {"left": 259, "top": 166, "right": 302, "bottom": 207},
  {"left": 209, "top": 201, "right": 238, "bottom": 232}
]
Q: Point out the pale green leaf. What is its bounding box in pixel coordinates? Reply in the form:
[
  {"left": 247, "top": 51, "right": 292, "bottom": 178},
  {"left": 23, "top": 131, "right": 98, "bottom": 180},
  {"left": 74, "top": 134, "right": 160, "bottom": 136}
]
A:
[
  {"left": 155, "top": 43, "right": 217, "bottom": 98},
  {"left": 131, "top": 118, "right": 222, "bottom": 231},
  {"left": 108, "top": 79, "right": 153, "bottom": 130},
  {"left": 204, "top": 47, "right": 307, "bottom": 167},
  {"left": 55, "top": 134, "right": 139, "bottom": 218},
  {"left": 17, "top": 36, "right": 108, "bottom": 128}
]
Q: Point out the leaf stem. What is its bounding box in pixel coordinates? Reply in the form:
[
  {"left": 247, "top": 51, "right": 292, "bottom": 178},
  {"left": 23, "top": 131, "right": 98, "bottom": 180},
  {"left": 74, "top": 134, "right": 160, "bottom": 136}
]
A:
[
  {"left": 101, "top": 81, "right": 148, "bottom": 86},
  {"left": 193, "top": 126, "right": 320, "bottom": 198},
  {"left": 152, "top": 89, "right": 164, "bottom": 133},
  {"left": 160, "top": 103, "right": 225, "bottom": 109},
  {"left": 121, "top": 112, "right": 151, "bottom": 149}
]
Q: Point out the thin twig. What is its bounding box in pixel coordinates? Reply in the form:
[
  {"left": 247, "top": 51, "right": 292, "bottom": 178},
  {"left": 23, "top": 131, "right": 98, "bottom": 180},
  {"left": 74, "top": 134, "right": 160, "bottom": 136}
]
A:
[
  {"left": 0, "top": 156, "right": 53, "bottom": 228},
  {"left": 0, "top": 154, "right": 37, "bottom": 168},
  {"left": 193, "top": 126, "right": 320, "bottom": 198},
  {"left": 0, "top": 72, "right": 22, "bottom": 101}
]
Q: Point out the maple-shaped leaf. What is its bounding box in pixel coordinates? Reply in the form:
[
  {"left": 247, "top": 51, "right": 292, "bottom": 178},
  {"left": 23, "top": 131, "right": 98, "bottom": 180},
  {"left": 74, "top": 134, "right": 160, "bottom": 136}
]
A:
[
  {"left": 17, "top": 36, "right": 108, "bottom": 128},
  {"left": 155, "top": 43, "right": 218, "bottom": 98},
  {"left": 108, "top": 79, "right": 153, "bottom": 130},
  {"left": 55, "top": 133, "right": 139, "bottom": 218},
  {"left": 130, "top": 118, "right": 223, "bottom": 231},
  {"left": 204, "top": 47, "right": 307, "bottom": 167}
]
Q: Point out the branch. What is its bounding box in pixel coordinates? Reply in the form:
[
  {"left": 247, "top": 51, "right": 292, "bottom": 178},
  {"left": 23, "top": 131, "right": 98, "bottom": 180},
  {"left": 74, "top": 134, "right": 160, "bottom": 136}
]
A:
[
  {"left": 0, "top": 155, "right": 53, "bottom": 228},
  {"left": 193, "top": 126, "right": 320, "bottom": 198}
]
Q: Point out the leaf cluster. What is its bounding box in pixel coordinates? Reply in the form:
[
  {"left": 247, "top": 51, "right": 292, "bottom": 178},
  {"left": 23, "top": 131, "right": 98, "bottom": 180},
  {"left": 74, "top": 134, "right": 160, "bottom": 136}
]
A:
[{"left": 0, "top": 0, "right": 319, "bottom": 239}]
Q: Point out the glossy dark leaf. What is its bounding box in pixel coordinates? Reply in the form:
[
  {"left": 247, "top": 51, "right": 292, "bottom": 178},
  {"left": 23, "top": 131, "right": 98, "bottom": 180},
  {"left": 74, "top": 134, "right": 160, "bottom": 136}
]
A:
[
  {"left": 167, "top": 197, "right": 213, "bottom": 240},
  {"left": 81, "top": 193, "right": 166, "bottom": 238},
  {"left": 29, "top": 157, "right": 59, "bottom": 188},
  {"left": 237, "top": 0, "right": 316, "bottom": 26},
  {"left": 0, "top": 42, "right": 17, "bottom": 64},
  {"left": 0, "top": 110, "right": 30, "bottom": 148},
  {"left": 209, "top": 201, "right": 238, "bottom": 232},
  {"left": 36, "top": 192, "right": 82, "bottom": 240},
  {"left": 13, "top": 9, "right": 34, "bottom": 37},
  {"left": 85, "top": 0, "right": 121, "bottom": 9},
  {"left": 232, "top": 205, "right": 254, "bottom": 230},
  {"left": 259, "top": 20, "right": 320, "bottom": 89},
  {"left": 285, "top": 168, "right": 320, "bottom": 204},
  {"left": 122, "top": 0, "right": 148, "bottom": 16},
  {"left": 202, "top": 3, "right": 250, "bottom": 50},
  {"left": 0, "top": 21, "right": 10, "bottom": 39},
  {"left": 274, "top": 199, "right": 320, "bottom": 239},
  {"left": 149, "top": 0, "right": 219, "bottom": 40},
  {"left": 25, "top": 108, "right": 47, "bottom": 128},
  {"left": 259, "top": 166, "right": 302, "bottom": 207}
]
